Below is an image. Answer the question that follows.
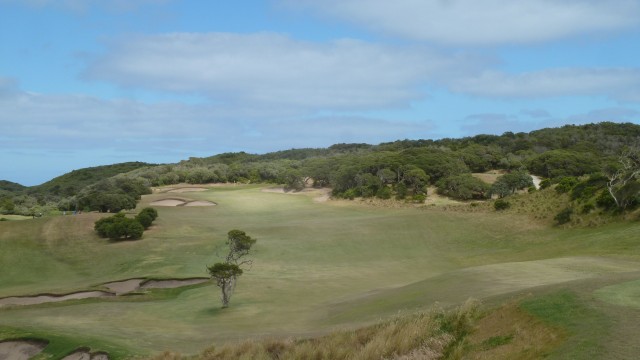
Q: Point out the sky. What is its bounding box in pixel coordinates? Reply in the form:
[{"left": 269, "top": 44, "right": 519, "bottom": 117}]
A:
[{"left": 1, "top": 0, "right": 640, "bottom": 186}]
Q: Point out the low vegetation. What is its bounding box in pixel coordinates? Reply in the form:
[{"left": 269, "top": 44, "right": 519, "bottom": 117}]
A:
[{"left": 94, "top": 207, "right": 158, "bottom": 240}]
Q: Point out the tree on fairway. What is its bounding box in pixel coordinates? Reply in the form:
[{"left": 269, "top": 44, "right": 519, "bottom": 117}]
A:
[
  {"left": 206, "top": 263, "right": 243, "bottom": 308},
  {"left": 207, "top": 229, "right": 257, "bottom": 308}
]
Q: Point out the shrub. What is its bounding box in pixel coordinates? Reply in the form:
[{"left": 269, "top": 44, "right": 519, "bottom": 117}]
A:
[
  {"left": 539, "top": 178, "right": 551, "bottom": 189},
  {"left": 555, "top": 177, "right": 579, "bottom": 194},
  {"left": 412, "top": 194, "right": 426, "bottom": 203},
  {"left": 494, "top": 199, "right": 510, "bottom": 211},
  {"left": 376, "top": 187, "right": 392, "bottom": 199},
  {"left": 596, "top": 191, "right": 617, "bottom": 210},
  {"left": 554, "top": 207, "right": 573, "bottom": 225},
  {"left": 139, "top": 207, "right": 158, "bottom": 221},
  {"left": 581, "top": 203, "right": 595, "bottom": 214},
  {"left": 135, "top": 212, "right": 153, "bottom": 229}
]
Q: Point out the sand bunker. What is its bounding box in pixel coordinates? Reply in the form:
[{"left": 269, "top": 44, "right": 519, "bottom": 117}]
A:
[
  {"left": 0, "top": 291, "right": 113, "bottom": 307},
  {"left": 150, "top": 199, "right": 216, "bottom": 207},
  {"left": 0, "top": 340, "right": 48, "bottom": 360},
  {"left": 61, "top": 348, "right": 109, "bottom": 360},
  {"left": 168, "top": 187, "right": 208, "bottom": 193},
  {"left": 102, "top": 279, "right": 145, "bottom": 295},
  {"left": 0, "top": 278, "right": 209, "bottom": 308}
]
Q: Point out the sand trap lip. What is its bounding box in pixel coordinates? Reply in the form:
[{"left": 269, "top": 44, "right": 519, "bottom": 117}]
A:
[
  {"left": 103, "top": 277, "right": 209, "bottom": 294},
  {"left": 183, "top": 200, "right": 216, "bottom": 206},
  {"left": 61, "top": 348, "right": 109, "bottom": 360},
  {"left": 150, "top": 198, "right": 216, "bottom": 207},
  {"left": 0, "top": 291, "right": 113, "bottom": 307},
  {"left": 0, "top": 340, "right": 48, "bottom": 360},
  {"left": 140, "top": 278, "right": 209, "bottom": 290}
]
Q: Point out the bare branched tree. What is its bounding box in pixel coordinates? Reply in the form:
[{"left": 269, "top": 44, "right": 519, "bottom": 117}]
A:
[{"left": 606, "top": 147, "right": 640, "bottom": 210}]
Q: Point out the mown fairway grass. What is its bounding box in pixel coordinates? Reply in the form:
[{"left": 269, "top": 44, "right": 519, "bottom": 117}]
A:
[{"left": 1, "top": 185, "right": 640, "bottom": 358}]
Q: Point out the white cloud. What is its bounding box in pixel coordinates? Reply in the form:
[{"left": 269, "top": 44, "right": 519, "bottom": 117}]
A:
[
  {"left": 84, "top": 32, "right": 479, "bottom": 111},
  {"left": 449, "top": 68, "right": 640, "bottom": 101},
  {"left": 281, "top": 0, "right": 640, "bottom": 45}
]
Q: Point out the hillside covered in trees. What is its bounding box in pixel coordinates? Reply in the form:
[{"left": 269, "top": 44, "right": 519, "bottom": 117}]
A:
[{"left": 1, "top": 122, "right": 639, "bottom": 220}]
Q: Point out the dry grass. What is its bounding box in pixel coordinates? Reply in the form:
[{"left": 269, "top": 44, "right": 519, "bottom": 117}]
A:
[
  {"left": 151, "top": 300, "right": 480, "bottom": 360},
  {"left": 466, "top": 300, "right": 564, "bottom": 360}
]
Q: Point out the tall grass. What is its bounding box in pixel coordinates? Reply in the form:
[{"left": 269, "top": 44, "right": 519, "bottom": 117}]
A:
[{"left": 153, "top": 300, "right": 479, "bottom": 360}]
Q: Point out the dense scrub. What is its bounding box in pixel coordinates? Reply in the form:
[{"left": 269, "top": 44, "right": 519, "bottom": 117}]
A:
[{"left": 1, "top": 122, "right": 638, "bottom": 219}]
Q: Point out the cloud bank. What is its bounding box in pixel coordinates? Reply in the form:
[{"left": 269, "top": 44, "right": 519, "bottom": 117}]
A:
[
  {"left": 84, "top": 32, "right": 483, "bottom": 111},
  {"left": 282, "top": 0, "right": 640, "bottom": 45}
]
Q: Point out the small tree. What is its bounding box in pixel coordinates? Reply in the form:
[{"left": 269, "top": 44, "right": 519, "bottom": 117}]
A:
[
  {"left": 206, "top": 263, "right": 243, "bottom": 308},
  {"left": 208, "top": 230, "right": 257, "bottom": 308}
]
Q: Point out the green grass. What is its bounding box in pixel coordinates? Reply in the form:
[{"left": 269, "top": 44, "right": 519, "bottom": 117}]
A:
[
  {"left": 520, "top": 290, "right": 610, "bottom": 359},
  {"left": 594, "top": 279, "right": 640, "bottom": 308},
  {"left": 1, "top": 185, "right": 640, "bottom": 358}
]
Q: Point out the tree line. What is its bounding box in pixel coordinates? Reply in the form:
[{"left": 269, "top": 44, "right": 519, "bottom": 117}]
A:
[{"left": 1, "top": 122, "right": 639, "bottom": 216}]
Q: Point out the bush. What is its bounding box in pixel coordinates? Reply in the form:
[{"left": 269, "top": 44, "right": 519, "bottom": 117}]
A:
[
  {"left": 555, "top": 176, "right": 579, "bottom": 194},
  {"left": 581, "top": 203, "right": 595, "bottom": 214},
  {"left": 412, "top": 194, "right": 426, "bottom": 203},
  {"left": 376, "top": 187, "right": 392, "bottom": 199},
  {"left": 494, "top": 199, "right": 510, "bottom": 211},
  {"left": 135, "top": 212, "right": 153, "bottom": 229},
  {"left": 539, "top": 178, "right": 551, "bottom": 189},
  {"left": 139, "top": 207, "right": 158, "bottom": 221},
  {"left": 95, "top": 208, "right": 158, "bottom": 240},
  {"left": 554, "top": 207, "right": 573, "bottom": 225}
]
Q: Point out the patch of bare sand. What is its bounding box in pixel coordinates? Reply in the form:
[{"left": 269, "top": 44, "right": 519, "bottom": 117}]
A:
[
  {"left": 61, "top": 349, "right": 109, "bottom": 360},
  {"left": 150, "top": 199, "right": 186, "bottom": 206},
  {"left": 140, "top": 278, "right": 209, "bottom": 290},
  {"left": 0, "top": 291, "right": 113, "bottom": 307},
  {"left": 0, "top": 340, "right": 48, "bottom": 360},
  {"left": 103, "top": 279, "right": 145, "bottom": 295}
]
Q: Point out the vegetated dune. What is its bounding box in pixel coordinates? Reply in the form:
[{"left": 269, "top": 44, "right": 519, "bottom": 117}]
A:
[{"left": 0, "top": 340, "right": 48, "bottom": 360}]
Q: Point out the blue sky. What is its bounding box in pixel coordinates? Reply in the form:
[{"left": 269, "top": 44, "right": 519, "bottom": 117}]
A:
[{"left": 1, "top": 0, "right": 640, "bottom": 186}]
